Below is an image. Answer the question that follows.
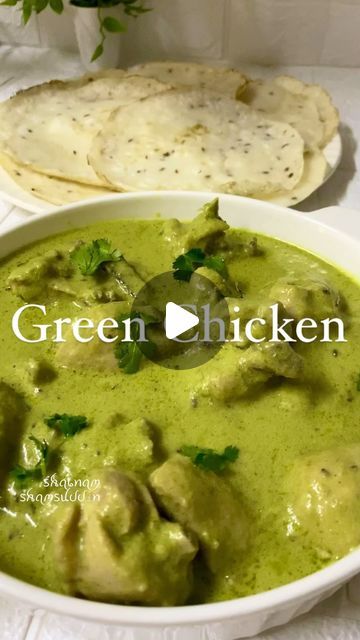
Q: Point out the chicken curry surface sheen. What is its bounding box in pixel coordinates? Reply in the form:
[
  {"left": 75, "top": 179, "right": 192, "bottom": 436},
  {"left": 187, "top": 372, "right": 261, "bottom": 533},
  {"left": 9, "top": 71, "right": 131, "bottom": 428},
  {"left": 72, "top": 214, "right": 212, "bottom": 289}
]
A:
[{"left": 0, "top": 201, "right": 360, "bottom": 606}]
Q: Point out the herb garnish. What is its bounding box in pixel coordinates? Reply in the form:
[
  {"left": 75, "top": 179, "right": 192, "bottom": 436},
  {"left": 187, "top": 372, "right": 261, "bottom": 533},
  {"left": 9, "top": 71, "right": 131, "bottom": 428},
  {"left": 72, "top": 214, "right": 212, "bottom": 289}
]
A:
[
  {"left": 179, "top": 445, "right": 239, "bottom": 473},
  {"left": 45, "top": 413, "right": 88, "bottom": 438},
  {"left": 10, "top": 436, "right": 49, "bottom": 484},
  {"left": 115, "top": 312, "right": 158, "bottom": 374},
  {"left": 10, "top": 415, "right": 88, "bottom": 485},
  {"left": 173, "top": 248, "right": 226, "bottom": 282},
  {"left": 71, "top": 239, "right": 122, "bottom": 276}
]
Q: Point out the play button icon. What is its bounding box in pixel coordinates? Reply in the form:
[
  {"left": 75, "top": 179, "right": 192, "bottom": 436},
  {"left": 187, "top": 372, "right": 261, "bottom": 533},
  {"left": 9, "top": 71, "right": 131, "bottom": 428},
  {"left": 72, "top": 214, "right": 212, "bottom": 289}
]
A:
[
  {"left": 165, "top": 303, "right": 200, "bottom": 340},
  {"left": 130, "top": 270, "right": 230, "bottom": 370}
]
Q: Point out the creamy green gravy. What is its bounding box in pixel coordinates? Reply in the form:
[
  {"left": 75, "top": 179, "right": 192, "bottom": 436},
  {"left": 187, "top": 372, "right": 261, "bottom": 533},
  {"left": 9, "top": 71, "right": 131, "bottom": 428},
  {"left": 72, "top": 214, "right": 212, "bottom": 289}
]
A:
[{"left": 0, "top": 217, "right": 359, "bottom": 604}]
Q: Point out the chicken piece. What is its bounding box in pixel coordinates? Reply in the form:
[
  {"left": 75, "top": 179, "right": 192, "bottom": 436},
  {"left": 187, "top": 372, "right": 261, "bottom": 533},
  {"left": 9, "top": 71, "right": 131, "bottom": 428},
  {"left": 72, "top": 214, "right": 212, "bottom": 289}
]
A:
[
  {"left": 269, "top": 278, "right": 344, "bottom": 322},
  {"left": 56, "top": 301, "right": 130, "bottom": 370},
  {"left": 7, "top": 249, "right": 74, "bottom": 302},
  {"left": 221, "top": 234, "right": 264, "bottom": 258},
  {"left": 150, "top": 455, "right": 248, "bottom": 572},
  {"left": 71, "top": 253, "right": 144, "bottom": 305},
  {"left": 285, "top": 444, "right": 360, "bottom": 558},
  {"left": 198, "top": 342, "right": 303, "bottom": 403},
  {"left": 197, "top": 344, "right": 264, "bottom": 402},
  {"left": 103, "top": 258, "right": 145, "bottom": 300},
  {"left": 195, "top": 266, "right": 231, "bottom": 296},
  {"left": 102, "top": 417, "right": 157, "bottom": 471},
  {"left": 58, "top": 417, "right": 158, "bottom": 480},
  {"left": 242, "top": 341, "right": 303, "bottom": 379},
  {"left": 7, "top": 248, "right": 144, "bottom": 305},
  {"left": 53, "top": 468, "right": 197, "bottom": 605},
  {"left": 227, "top": 296, "right": 258, "bottom": 322},
  {"left": 0, "top": 382, "right": 26, "bottom": 486},
  {"left": 226, "top": 297, "right": 257, "bottom": 346},
  {"left": 183, "top": 199, "right": 229, "bottom": 252},
  {"left": 253, "top": 301, "right": 292, "bottom": 342},
  {"left": 226, "top": 297, "right": 291, "bottom": 344},
  {"left": 163, "top": 198, "right": 229, "bottom": 255}
]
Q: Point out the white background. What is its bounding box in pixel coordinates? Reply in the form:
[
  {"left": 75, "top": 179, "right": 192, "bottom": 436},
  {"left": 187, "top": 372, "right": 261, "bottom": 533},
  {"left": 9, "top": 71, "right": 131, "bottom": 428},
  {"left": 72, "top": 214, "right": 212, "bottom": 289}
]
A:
[{"left": 1, "top": 0, "right": 360, "bottom": 67}]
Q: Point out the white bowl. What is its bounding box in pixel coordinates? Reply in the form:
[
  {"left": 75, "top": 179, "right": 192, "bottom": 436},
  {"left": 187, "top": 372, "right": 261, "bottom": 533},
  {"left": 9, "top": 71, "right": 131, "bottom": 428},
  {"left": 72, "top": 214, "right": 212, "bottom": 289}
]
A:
[{"left": 1, "top": 192, "right": 360, "bottom": 640}]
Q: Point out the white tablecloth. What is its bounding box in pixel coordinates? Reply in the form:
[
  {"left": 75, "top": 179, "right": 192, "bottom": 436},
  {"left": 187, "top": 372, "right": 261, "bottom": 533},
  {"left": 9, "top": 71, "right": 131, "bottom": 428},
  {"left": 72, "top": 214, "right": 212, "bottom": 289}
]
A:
[{"left": 1, "top": 45, "right": 360, "bottom": 640}]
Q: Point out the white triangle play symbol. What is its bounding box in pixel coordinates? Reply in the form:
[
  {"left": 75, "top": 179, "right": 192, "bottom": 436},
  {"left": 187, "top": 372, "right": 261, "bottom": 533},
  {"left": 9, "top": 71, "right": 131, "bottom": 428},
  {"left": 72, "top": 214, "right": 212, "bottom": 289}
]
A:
[{"left": 165, "top": 302, "right": 200, "bottom": 340}]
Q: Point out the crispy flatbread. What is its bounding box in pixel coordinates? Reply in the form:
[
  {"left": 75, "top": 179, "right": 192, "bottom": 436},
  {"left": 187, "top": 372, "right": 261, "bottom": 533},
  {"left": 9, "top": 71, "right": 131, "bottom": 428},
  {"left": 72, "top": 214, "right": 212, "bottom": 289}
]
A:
[
  {"left": 128, "top": 61, "right": 248, "bottom": 98},
  {"left": 238, "top": 75, "right": 339, "bottom": 149},
  {"left": 89, "top": 88, "right": 304, "bottom": 196},
  {"left": 0, "top": 151, "right": 113, "bottom": 206},
  {"left": 275, "top": 75, "right": 339, "bottom": 147},
  {"left": 259, "top": 151, "right": 328, "bottom": 207},
  {"left": 0, "top": 72, "right": 170, "bottom": 187}
]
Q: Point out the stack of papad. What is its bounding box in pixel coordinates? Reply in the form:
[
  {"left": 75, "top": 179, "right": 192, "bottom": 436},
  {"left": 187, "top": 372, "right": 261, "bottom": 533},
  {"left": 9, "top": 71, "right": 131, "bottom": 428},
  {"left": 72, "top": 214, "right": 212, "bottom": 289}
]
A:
[{"left": 0, "top": 62, "right": 339, "bottom": 208}]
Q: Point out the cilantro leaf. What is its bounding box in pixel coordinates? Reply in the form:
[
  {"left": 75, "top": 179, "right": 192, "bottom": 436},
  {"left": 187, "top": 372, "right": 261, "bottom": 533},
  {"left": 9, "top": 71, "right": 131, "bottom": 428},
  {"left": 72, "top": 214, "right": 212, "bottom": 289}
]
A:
[
  {"left": 173, "top": 248, "right": 206, "bottom": 271},
  {"left": 173, "top": 248, "right": 205, "bottom": 282},
  {"left": 179, "top": 445, "right": 239, "bottom": 473},
  {"left": 115, "top": 312, "right": 158, "bottom": 374},
  {"left": 10, "top": 464, "right": 40, "bottom": 483},
  {"left": 115, "top": 341, "right": 143, "bottom": 374},
  {"left": 71, "top": 239, "right": 122, "bottom": 276},
  {"left": 10, "top": 436, "right": 49, "bottom": 484},
  {"left": 29, "top": 435, "right": 49, "bottom": 459},
  {"left": 45, "top": 413, "right": 88, "bottom": 438},
  {"left": 29, "top": 435, "right": 49, "bottom": 477},
  {"left": 173, "top": 248, "right": 226, "bottom": 282}
]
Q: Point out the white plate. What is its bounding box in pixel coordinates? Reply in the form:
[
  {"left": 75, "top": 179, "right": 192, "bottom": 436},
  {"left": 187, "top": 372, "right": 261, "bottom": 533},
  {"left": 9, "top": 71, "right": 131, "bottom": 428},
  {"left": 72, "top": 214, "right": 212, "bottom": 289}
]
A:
[
  {"left": 323, "top": 131, "right": 343, "bottom": 181},
  {"left": 0, "top": 134, "right": 342, "bottom": 215}
]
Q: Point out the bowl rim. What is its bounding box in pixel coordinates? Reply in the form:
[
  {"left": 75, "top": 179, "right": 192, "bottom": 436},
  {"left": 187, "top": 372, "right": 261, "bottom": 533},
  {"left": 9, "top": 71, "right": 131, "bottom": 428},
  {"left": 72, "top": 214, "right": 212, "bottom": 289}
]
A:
[
  {"left": 2, "top": 547, "right": 360, "bottom": 625},
  {"left": 1, "top": 190, "right": 360, "bottom": 626}
]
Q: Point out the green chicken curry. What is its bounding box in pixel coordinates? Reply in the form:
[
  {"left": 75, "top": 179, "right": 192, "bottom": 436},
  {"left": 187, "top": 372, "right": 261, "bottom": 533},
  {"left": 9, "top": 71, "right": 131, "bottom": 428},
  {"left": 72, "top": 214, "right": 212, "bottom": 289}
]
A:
[{"left": 0, "top": 200, "right": 360, "bottom": 606}]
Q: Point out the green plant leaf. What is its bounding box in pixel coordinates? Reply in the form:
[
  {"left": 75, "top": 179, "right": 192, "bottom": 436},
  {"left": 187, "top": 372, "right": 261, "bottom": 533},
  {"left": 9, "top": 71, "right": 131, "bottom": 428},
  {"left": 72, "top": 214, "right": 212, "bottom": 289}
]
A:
[
  {"left": 102, "top": 15, "right": 126, "bottom": 32},
  {"left": 179, "top": 445, "right": 239, "bottom": 473},
  {"left": 70, "top": 0, "right": 151, "bottom": 61},
  {"left": 10, "top": 464, "right": 42, "bottom": 484},
  {"left": 70, "top": 0, "right": 97, "bottom": 5},
  {"left": 49, "top": 0, "right": 64, "bottom": 13},
  {"left": 29, "top": 435, "right": 49, "bottom": 477},
  {"left": 45, "top": 413, "right": 89, "bottom": 438},
  {"left": 71, "top": 238, "right": 122, "bottom": 275},
  {"left": 10, "top": 436, "right": 50, "bottom": 484},
  {"left": 115, "top": 341, "right": 143, "bottom": 374},
  {"left": 0, "top": 0, "right": 18, "bottom": 7},
  {"left": 34, "top": 0, "right": 49, "bottom": 12},
  {"left": 122, "top": 0, "right": 150, "bottom": 16},
  {"left": 173, "top": 248, "right": 206, "bottom": 282},
  {"left": 91, "top": 42, "right": 104, "bottom": 62},
  {"left": 173, "top": 248, "right": 226, "bottom": 282},
  {"left": 115, "top": 311, "right": 158, "bottom": 374},
  {"left": 22, "top": 0, "right": 33, "bottom": 24}
]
